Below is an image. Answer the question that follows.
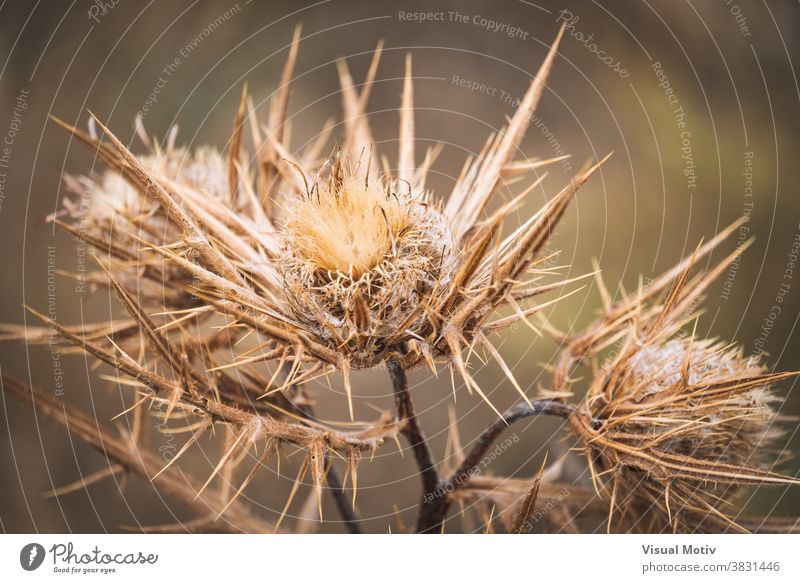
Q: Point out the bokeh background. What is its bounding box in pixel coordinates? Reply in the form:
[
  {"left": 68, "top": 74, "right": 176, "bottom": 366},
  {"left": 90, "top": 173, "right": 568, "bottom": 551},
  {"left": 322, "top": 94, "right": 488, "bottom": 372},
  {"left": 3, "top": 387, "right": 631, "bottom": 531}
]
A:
[{"left": 1, "top": 0, "right": 799, "bottom": 533}]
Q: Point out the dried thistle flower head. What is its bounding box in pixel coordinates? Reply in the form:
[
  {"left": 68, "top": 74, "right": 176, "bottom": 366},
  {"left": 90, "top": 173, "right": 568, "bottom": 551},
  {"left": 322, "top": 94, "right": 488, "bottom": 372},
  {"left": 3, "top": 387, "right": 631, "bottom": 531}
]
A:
[
  {"left": 280, "top": 156, "right": 455, "bottom": 362},
  {"left": 561, "top": 238, "right": 800, "bottom": 532},
  {"left": 573, "top": 336, "right": 788, "bottom": 532},
  {"left": 57, "top": 145, "right": 230, "bottom": 306}
]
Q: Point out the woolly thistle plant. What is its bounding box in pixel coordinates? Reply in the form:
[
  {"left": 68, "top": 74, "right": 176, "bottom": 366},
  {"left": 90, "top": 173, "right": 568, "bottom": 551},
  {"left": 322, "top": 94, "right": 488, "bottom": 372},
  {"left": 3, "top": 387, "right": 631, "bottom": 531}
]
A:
[{"left": 2, "top": 26, "right": 799, "bottom": 534}]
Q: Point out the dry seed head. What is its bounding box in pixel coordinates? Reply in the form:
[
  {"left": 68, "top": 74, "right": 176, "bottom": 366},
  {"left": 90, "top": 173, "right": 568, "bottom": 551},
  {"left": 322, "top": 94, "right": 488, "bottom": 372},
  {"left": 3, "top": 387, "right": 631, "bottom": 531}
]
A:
[
  {"left": 282, "top": 167, "right": 450, "bottom": 277},
  {"left": 572, "top": 335, "right": 787, "bottom": 532},
  {"left": 600, "top": 337, "right": 777, "bottom": 466},
  {"left": 62, "top": 146, "right": 230, "bottom": 306},
  {"left": 87, "top": 168, "right": 143, "bottom": 221},
  {"left": 554, "top": 229, "right": 800, "bottom": 531},
  {"left": 280, "top": 157, "right": 455, "bottom": 362}
]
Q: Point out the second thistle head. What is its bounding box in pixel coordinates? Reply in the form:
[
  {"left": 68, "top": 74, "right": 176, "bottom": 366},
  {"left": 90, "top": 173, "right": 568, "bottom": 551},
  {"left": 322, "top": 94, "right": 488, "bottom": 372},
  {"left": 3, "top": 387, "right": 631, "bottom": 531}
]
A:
[
  {"left": 571, "top": 334, "right": 791, "bottom": 531},
  {"left": 562, "top": 250, "right": 800, "bottom": 532}
]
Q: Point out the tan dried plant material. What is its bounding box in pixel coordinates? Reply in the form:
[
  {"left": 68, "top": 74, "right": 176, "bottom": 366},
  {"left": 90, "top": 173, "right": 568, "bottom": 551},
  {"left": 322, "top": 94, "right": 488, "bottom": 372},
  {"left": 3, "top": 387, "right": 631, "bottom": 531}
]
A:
[{"left": 3, "top": 25, "right": 798, "bottom": 534}]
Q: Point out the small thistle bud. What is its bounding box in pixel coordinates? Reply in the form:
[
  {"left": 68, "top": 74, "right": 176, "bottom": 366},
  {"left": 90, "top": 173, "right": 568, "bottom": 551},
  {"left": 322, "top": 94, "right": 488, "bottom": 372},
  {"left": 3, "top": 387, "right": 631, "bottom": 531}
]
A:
[{"left": 570, "top": 335, "right": 793, "bottom": 532}]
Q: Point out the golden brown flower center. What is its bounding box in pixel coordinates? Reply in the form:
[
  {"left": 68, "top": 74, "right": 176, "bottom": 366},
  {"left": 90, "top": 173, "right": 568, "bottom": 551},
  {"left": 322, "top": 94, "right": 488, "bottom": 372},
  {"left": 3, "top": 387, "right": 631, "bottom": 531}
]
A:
[{"left": 283, "top": 178, "right": 408, "bottom": 278}]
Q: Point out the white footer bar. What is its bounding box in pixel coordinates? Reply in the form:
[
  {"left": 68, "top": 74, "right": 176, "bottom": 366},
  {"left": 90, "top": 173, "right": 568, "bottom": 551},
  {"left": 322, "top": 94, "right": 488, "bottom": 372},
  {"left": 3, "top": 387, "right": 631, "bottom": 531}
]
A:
[{"left": 0, "top": 534, "right": 796, "bottom": 581}]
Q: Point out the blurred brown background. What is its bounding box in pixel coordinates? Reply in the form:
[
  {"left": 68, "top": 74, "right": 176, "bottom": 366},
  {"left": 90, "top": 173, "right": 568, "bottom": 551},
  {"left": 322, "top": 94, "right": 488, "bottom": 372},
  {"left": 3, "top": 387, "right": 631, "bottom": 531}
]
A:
[{"left": 1, "top": 0, "right": 799, "bottom": 533}]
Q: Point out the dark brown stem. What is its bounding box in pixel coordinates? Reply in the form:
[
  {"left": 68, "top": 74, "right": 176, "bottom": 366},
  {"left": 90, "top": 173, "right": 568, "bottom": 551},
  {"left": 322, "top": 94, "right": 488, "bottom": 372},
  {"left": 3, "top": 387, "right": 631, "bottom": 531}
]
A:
[
  {"left": 417, "top": 398, "right": 575, "bottom": 533},
  {"left": 387, "top": 356, "right": 440, "bottom": 530},
  {"left": 324, "top": 456, "right": 362, "bottom": 534},
  {"left": 283, "top": 362, "right": 362, "bottom": 534}
]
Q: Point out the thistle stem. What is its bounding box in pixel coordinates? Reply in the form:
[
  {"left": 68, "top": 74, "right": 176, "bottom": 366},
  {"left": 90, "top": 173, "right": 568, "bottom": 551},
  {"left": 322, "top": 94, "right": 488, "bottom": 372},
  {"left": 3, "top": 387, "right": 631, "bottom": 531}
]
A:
[
  {"left": 324, "top": 456, "right": 362, "bottom": 534},
  {"left": 284, "top": 362, "right": 362, "bottom": 534},
  {"left": 387, "top": 356, "right": 440, "bottom": 530},
  {"left": 417, "top": 398, "right": 575, "bottom": 533}
]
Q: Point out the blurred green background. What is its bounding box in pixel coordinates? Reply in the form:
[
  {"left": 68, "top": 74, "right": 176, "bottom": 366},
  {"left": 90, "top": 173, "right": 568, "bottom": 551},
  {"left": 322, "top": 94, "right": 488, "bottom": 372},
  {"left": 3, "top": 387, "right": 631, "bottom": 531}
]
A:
[{"left": 1, "top": 0, "right": 799, "bottom": 533}]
